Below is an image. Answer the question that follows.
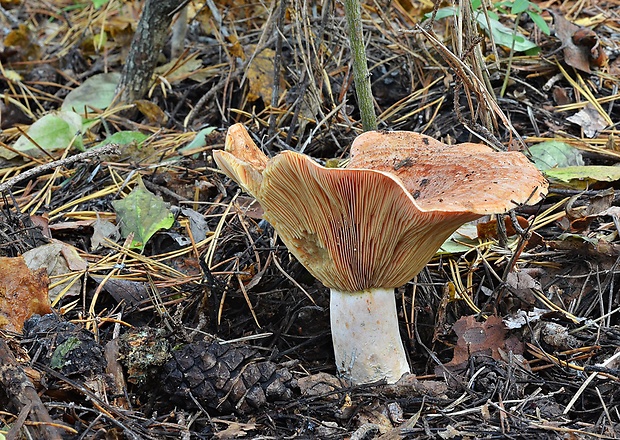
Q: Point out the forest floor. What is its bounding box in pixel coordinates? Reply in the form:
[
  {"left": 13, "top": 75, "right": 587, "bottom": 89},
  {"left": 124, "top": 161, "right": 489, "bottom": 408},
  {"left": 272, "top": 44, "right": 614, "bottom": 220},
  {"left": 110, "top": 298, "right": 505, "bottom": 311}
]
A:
[{"left": 1, "top": 0, "right": 620, "bottom": 438}]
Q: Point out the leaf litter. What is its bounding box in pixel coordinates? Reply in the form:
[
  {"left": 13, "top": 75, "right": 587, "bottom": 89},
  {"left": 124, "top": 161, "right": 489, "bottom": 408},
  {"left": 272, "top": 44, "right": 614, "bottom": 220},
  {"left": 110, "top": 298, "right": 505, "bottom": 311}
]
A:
[{"left": 0, "top": 0, "right": 620, "bottom": 438}]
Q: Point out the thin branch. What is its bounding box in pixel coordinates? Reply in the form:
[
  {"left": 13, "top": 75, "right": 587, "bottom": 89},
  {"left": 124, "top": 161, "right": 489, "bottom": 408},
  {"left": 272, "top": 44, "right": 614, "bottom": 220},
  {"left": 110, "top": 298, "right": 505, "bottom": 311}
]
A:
[{"left": 0, "top": 144, "right": 120, "bottom": 194}]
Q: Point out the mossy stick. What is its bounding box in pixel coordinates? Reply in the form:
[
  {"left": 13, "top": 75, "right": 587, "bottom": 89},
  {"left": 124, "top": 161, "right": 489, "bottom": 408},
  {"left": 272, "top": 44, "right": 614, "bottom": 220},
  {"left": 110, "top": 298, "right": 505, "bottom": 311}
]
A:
[{"left": 343, "top": 0, "right": 377, "bottom": 131}]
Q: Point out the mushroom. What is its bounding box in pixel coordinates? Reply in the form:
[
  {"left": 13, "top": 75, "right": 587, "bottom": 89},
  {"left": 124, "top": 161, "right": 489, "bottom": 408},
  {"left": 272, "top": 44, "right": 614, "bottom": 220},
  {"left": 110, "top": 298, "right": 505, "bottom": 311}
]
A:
[{"left": 213, "top": 124, "right": 548, "bottom": 385}]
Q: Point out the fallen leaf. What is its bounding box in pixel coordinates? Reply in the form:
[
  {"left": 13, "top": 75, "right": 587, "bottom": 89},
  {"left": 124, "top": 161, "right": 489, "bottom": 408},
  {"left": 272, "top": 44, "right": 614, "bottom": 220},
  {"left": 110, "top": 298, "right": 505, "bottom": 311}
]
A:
[
  {"left": 438, "top": 425, "right": 464, "bottom": 439},
  {"left": 90, "top": 276, "right": 148, "bottom": 306},
  {"left": 181, "top": 207, "right": 209, "bottom": 242},
  {"left": 0, "top": 256, "right": 51, "bottom": 332},
  {"left": 178, "top": 126, "right": 217, "bottom": 154},
  {"left": 438, "top": 223, "right": 480, "bottom": 254},
  {"left": 504, "top": 270, "right": 539, "bottom": 304},
  {"left": 503, "top": 308, "right": 547, "bottom": 330},
  {"left": 48, "top": 219, "right": 96, "bottom": 232},
  {"left": 62, "top": 72, "right": 121, "bottom": 115},
  {"left": 31, "top": 214, "right": 52, "bottom": 238},
  {"left": 551, "top": 11, "right": 607, "bottom": 73},
  {"left": 552, "top": 86, "right": 572, "bottom": 106},
  {"left": 22, "top": 239, "right": 88, "bottom": 301},
  {"left": 571, "top": 27, "right": 607, "bottom": 67},
  {"left": 476, "top": 215, "right": 530, "bottom": 240},
  {"left": 212, "top": 420, "right": 258, "bottom": 440},
  {"left": 544, "top": 165, "right": 620, "bottom": 188},
  {"left": 566, "top": 104, "right": 608, "bottom": 138},
  {"left": 4, "top": 23, "right": 40, "bottom": 61},
  {"left": 566, "top": 190, "right": 615, "bottom": 232},
  {"left": 597, "top": 206, "right": 620, "bottom": 218},
  {"left": 98, "top": 130, "right": 149, "bottom": 148},
  {"left": 135, "top": 100, "right": 168, "bottom": 125},
  {"left": 245, "top": 45, "right": 286, "bottom": 105},
  {"left": 50, "top": 336, "right": 82, "bottom": 369},
  {"left": 112, "top": 177, "right": 175, "bottom": 251},
  {"left": 154, "top": 56, "right": 208, "bottom": 84},
  {"left": 2, "top": 111, "right": 83, "bottom": 160},
  {"left": 91, "top": 218, "right": 121, "bottom": 251},
  {"left": 529, "top": 141, "right": 584, "bottom": 170},
  {"left": 533, "top": 321, "right": 579, "bottom": 350},
  {"left": 427, "top": 7, "right": 538, "bottom": 52},
  {"left": 298, "top": 372, "right": 343, "bottom": 399},
  {"left": 442, "top": 315, "right": 522, "bottom": 371}
]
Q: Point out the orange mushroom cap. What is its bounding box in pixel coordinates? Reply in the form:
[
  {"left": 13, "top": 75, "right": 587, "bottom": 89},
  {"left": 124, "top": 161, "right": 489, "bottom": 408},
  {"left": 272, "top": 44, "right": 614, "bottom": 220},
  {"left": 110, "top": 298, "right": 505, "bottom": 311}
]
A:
[
  {"left": 214, "top": 124, "right": 268, "bottom": 197},
  {"left": 348, "top": 130, "right": 548, "bottom": 214},
  {"left": 213, "top": 124, "right": 548, "bottom": 293}
]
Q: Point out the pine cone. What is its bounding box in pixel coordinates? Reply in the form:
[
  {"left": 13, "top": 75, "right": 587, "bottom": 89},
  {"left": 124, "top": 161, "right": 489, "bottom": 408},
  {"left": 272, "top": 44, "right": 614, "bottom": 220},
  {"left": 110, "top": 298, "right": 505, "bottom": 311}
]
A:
[
  {"left": 22, "top": 314, "right": 105, "bottom": 378},
  {"left": 162, "top": 339, "right": 297, "bottom": 413}
]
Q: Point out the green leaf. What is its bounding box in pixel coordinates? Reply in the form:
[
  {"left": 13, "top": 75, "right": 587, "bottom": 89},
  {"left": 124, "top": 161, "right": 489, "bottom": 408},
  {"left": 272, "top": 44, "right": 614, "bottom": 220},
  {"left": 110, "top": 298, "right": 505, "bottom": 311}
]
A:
[
  {"left": 112, "top": 177, "right": 175, "bottom": 251},
  {"left": 511, "top": 0, "right": 530, "bottom": 14},
  {"left": 178, "top": 126, "right": 217, "bottom": 154},
  {"left": 545, "top": 166, "right": 620, "bottom": 187},
  {"left": 2, "top": 111, "right": 83, "bottom": 160},
  {"left": 424, "top": 2, "right": 538, "bottom": 52},
  {"left": 529, "top": 141, "right": 584, "bottom": 171},
  {"left": 438, "top": 224, "right": 480, "bottom": 254},
  {"left": 97, "top": 131, "right": 149, "bottom": 148},
  {"left": 557, "top": 233, "right": 598, "bottom": 246},
  {"left": 50, "top": 337, "right": 81, "bottom": 369},
  {"left": 62, "top": 72, "right": 121, "bottom": 115},
  {"left": 476, "top": 13, "right": 538, "bottom": 51},
  {"left": 91, "top": 0, "right": 109, "bottom": 8},
  {"left": 424, "top": 6, "right": 457, "bottom": 21},
  {"left": 527, "top": 10, "right": 550, "bottom": 35}
]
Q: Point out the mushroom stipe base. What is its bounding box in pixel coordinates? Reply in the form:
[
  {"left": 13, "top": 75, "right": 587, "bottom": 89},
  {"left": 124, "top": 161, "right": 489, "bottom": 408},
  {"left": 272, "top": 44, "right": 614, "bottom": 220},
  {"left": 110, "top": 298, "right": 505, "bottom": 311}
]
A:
[{"left": 330, "top": 287, "right": 410, "bottom": 384}]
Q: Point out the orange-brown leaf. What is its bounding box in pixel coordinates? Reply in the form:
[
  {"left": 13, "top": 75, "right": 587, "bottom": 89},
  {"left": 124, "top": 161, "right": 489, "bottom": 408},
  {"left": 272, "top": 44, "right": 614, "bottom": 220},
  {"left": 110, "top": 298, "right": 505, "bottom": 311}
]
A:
[{"left": 0, "top": 256, "right": 51, "bottom": 333}]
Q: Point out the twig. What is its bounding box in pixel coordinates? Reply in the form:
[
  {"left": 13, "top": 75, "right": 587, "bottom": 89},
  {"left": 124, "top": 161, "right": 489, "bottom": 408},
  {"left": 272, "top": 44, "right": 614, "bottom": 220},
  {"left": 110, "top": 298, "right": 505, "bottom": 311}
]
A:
[
  {"left": 184, "top": 68, "right": 242, "bottom": 128},
  {"left": 267, "top": 0, "right": 287, "bottom": 143},
  {"left": 563, "top": 350, "right": 620, "bottom": 414},
  {"left": 0, "top": 144, "right": 120, "bottom": 194},
  {"left": 0, "top": 338, "right": 65, "bottom": 440}
]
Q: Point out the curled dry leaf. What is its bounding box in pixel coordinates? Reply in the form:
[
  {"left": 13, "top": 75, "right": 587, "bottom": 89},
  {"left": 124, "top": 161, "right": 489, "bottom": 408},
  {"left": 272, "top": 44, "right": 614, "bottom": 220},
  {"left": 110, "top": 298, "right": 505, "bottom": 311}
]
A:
[
  {"left": 551, "top": 11, "right": 608, "bottom": 73},
  {"left": 440, "top": 315, "right": 523, "bottom": 372},
  {"left": 22, "top": 239, "right": 88, "bottom": 301},
  {"left": 0, "top": 256, "right": 52, "bottom": 332},
  {"left": 567, "top": 104, "right": 608, "bottom": 138},
  {"left": 476, "top": 215, "right": 530, "bottom": 241}
]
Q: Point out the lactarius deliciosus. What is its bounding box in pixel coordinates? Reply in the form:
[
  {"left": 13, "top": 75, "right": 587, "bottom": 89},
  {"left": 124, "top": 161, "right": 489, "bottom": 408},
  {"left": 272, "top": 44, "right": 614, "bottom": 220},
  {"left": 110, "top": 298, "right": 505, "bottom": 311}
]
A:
[{"left": 213, "top": 124, "right": 548, "bottom": 385}]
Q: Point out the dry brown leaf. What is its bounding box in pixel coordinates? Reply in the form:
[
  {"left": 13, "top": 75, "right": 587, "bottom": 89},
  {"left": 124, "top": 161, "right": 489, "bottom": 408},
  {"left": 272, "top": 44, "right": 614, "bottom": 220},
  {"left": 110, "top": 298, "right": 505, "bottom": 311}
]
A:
[
  {"left": 227, "top": 34, "right": 244, "bottom": 59},
  {"left": 442, "top": 315, "right": 523, "bottom": 371},
  {"left": 213, "top": 420, "right": 258, "bottom": 439},
  {"left": 3, "top": 23, "right": 41, "bottom": 61},
  {"left": 551, "top": 11, "right": 608, "bottom": 73},
  {"left": 245, "top": 46, "right": 286, "bottom": 105},
  {"left": 505, "top": 270, "right": 539, "bottom": 304},
  {"left": 476, "top": 215, "right": 529, "bottom": 240},
  {"left": 0, "top": 256, "right": 51, "bottom": 332},
  {"left": 135, "top": 100, "right": 169, "bottom": 125},
  {"left": 298, "top": 372, "right": 343, "bottom": 399},
  {"left": 22, "top": 239, "right": 88, "bottom": 301},
  {"left": 567, "top": 103, "right": 608, "bottom": 138}
]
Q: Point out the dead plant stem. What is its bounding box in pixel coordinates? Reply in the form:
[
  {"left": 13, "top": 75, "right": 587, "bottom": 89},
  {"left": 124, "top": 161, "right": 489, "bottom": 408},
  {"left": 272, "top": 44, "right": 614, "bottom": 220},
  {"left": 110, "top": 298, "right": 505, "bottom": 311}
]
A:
[
  {"left": 0, "top": 144, "right": 120, "bottom": 195},
  {"left": 344, "top": 0, "right": 377, "bottom": 131}
]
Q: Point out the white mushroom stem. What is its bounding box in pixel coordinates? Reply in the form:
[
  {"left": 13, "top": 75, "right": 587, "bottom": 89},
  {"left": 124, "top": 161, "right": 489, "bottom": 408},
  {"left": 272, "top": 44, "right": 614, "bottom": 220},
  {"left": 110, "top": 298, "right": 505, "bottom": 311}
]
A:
[{"left": 330, "top": 287, "right": 410, "bottom": 384}]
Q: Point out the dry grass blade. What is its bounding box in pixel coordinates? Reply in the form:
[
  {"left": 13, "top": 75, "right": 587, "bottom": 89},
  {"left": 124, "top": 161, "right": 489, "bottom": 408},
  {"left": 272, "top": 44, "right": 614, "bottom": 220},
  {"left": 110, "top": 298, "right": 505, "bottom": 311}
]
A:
[{"left": 412, "top": 25, "right": 521, "bottom": 149}]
